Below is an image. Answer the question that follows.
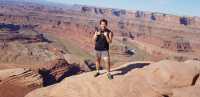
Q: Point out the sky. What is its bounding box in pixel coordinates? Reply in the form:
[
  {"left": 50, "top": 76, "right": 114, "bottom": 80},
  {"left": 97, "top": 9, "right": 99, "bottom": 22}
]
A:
[{"left": 46, "top": 0, "right": 200, "bottom": 16}]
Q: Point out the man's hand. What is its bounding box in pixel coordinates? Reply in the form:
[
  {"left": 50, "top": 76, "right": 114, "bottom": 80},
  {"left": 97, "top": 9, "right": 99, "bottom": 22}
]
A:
[
  {"left": 95, "top": 31, "right": 101, "bottom": 36},
  {"left": 92, "top": 31, "right": 100, "bottom": 44},
  {"left": 103, "top": 32, "right": 112, "bottom": 43},
  {"left": 103, "top": 32, "right": 108, "bottom": 37}
]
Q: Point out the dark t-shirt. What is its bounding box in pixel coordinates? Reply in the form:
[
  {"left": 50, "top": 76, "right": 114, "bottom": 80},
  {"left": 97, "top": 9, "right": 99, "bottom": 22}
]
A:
[{"left": 95, "top": 28, "right": 111, "bottom": 51}]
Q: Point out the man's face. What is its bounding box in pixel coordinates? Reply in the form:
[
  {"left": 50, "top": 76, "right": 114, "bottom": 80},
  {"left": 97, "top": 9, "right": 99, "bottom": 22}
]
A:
[{"left": 100, "top": 22, "right": 107, "bottom": 30}]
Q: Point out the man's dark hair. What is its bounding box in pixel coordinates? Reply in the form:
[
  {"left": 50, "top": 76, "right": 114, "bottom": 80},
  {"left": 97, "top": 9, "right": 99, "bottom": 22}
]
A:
[{"left": 100, "top": 19, "right": 108, "bottom": 25}]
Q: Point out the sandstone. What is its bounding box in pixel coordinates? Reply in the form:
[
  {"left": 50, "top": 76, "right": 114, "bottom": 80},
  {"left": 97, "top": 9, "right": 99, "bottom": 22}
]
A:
[
  {"left": 0, "top": 68, "right": 42, "bottom": 97},
  {"left": 172, "top": 86, "right": 200, "bottom": 97},
  {"left": 25, "top": 62, "right": 161, "bottom": 97},
  {"left": 145, "top": 60, "right": 200, "bottom": 95}
]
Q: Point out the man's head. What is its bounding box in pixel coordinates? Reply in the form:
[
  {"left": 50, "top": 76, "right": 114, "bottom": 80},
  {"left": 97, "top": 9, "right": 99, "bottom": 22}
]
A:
[{"left": 99, "top": 19, "right": 108, "bottom": 30}]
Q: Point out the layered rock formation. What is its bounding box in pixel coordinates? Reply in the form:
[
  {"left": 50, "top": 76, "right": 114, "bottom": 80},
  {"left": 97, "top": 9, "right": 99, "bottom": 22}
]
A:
[
  {"left": 0, "top": 58, "right": 83, "bottom": 97},
  {"left": 0, "top": 24, "right": 67, "bottom": 68},
  {"left": 0, "top": 68, "right": 42, "bottom": 97}
]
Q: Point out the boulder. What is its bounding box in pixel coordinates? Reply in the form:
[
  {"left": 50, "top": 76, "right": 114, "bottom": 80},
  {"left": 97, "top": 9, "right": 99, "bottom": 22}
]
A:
[{"left": 144, "top": 60, "right": 200, "bottom": 95}]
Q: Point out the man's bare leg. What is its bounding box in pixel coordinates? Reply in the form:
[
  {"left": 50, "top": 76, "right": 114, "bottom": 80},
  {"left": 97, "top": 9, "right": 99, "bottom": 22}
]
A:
[
  {"left": 104, "top": 57, "right": 110, "bottom": 73},
  {"left": 104, "top": 52, "right": 113, "bottom": 79},
  {"left": 96, "top": 57, "right": 101, "bottom": 72},
  {"left": 94, "top": 57, "right": 101, "bottom": 77}
]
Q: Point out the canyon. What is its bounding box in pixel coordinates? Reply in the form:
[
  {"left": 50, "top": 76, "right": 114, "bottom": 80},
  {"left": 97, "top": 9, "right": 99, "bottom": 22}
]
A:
[{"left": 0, "top": 0, "right": 199, "bottom": 97}]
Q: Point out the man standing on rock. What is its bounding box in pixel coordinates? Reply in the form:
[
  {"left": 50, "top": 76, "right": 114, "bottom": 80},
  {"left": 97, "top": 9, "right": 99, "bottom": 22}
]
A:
[{"left": 92, "top": 19, "right": 114, "bottom": 80}]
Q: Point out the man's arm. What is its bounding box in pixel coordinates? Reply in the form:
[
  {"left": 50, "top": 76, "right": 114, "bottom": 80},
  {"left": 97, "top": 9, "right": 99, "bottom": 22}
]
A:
[
  {"left": 104, "top": 31, "right": 113, "bottom": 43},
  {"left": 92, "top": 31, "right": 98, "bottom": 44},
  {"left": 109, "top": 31, "right": 113, "bottom": 43}
]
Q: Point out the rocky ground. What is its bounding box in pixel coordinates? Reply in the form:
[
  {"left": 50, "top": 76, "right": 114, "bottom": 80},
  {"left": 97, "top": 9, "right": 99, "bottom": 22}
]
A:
[{"left": 25, "top": 60, "right": 200, "bottom": 97}]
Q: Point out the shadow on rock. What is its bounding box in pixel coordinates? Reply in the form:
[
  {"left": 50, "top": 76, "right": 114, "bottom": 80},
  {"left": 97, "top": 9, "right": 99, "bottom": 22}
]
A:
[
  {"left": 38, "top": 63, "right": 81, "bottom": 87},
  {"left": 112, "top": 63, "right": 150, "bottom": 76},
  {"left": 57, "top": 64, "right": 81, "bottom": 82},
  {"left": 38, "top": 68, "right": 57, "bottom": 87}
]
